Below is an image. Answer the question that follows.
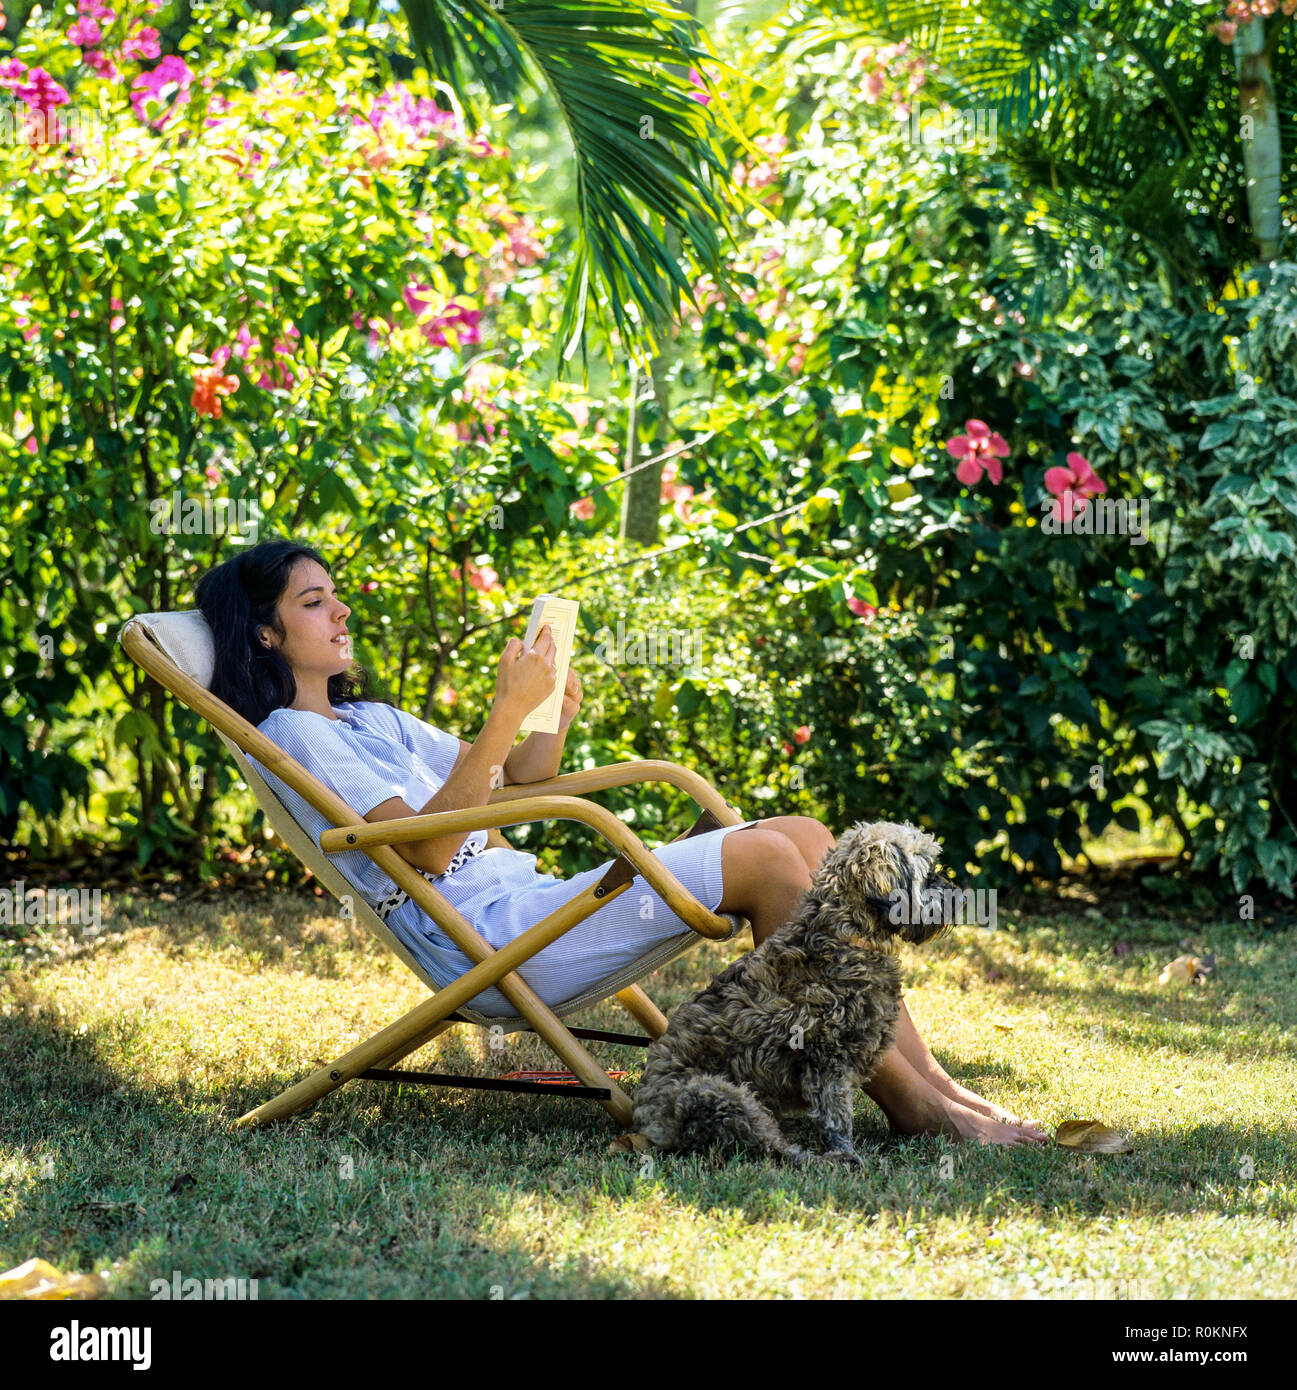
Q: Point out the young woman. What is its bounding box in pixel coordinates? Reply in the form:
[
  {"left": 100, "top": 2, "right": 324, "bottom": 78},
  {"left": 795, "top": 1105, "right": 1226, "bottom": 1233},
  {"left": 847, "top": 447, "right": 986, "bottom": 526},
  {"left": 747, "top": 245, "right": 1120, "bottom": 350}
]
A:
[{"left": 196, "top": 539, "right": 1047, "bottom": 1146}]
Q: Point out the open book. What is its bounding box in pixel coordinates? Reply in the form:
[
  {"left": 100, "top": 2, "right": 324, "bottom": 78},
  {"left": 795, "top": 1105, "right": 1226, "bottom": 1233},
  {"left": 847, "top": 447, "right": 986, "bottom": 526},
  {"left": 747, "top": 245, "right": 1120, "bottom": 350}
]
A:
[{"left": 520, "top": 595, "right": 580, "bottom": 735}]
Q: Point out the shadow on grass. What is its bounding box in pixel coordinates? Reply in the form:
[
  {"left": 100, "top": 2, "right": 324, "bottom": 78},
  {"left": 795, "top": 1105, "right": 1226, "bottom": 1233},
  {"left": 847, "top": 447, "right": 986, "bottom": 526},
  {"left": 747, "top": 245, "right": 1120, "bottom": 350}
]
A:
[
  {"left": 4, "top": 903, "right": 1292, "bottom": 1298},
  {"left": 951, "top": 939, "right": 1297, "bottom": 1063},
  {"left": 0, "top": 991, "right": 688, "bottom": 1298},
  {"left": 3, "top": 981, "right": 1288, "bottom": 1300}
]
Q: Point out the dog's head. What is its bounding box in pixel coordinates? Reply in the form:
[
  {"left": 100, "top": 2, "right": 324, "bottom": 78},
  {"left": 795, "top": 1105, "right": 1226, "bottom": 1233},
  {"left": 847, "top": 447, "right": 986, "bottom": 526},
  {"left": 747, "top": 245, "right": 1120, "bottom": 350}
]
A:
[{"left": 822, "top": 820, "right": 962, "bottom": 947}]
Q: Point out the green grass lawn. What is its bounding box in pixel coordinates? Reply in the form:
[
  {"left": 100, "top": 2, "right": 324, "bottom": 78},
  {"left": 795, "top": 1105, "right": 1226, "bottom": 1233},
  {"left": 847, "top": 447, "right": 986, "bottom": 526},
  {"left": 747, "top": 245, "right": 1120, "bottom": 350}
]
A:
[{"left": 2, "top": 884, "right": 1294, "bottom": 1299}]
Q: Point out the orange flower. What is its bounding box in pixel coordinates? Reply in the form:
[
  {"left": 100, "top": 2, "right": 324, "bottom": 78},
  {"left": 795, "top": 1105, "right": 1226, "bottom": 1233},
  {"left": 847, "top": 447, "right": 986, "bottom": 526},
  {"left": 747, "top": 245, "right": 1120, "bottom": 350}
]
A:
[{"left": 192, "top": 366, "right": 239, "bottom": 419}]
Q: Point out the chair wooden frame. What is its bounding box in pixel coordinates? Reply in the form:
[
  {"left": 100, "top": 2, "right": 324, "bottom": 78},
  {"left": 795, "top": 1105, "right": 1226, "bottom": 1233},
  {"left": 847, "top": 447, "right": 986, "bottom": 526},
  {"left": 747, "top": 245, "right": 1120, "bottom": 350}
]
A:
[{"left": 120, "top": 618, "right": 750, "bottom": 1131}]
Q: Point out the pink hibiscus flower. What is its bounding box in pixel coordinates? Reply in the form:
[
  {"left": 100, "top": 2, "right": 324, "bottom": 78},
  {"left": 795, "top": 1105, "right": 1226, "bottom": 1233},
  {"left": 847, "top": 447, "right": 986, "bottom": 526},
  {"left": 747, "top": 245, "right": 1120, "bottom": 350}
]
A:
[
  {"left": 946, "top": 419, "right": 1009, "bottom": 486},
  {"left": 450, "top": 559, "right": 503, "bottom": 595},
  {"left": 1043, "top": 452, "right": 1107, "bottom": 523}
]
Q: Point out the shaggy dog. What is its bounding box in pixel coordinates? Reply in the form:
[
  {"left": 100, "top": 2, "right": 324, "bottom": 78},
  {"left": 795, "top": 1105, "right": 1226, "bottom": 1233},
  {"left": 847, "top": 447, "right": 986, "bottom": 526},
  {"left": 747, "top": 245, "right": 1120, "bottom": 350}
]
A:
[{"left": 632, "top": 820, "right": 959, "bottom": 1165}]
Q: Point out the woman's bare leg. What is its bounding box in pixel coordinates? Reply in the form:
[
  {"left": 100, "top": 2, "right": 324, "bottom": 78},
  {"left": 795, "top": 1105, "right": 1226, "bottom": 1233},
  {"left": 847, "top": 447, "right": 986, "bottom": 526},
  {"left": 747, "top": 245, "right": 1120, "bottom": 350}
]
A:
[
  {"left": 725, "top": 816, "right": 1048, "bottom": 1145},
  {"left": 893, "top": 997, "right": 1048, "bottom": 1140},
  {"left": 862, "top": 1047, "right": 1049, "bottom": 1146}
]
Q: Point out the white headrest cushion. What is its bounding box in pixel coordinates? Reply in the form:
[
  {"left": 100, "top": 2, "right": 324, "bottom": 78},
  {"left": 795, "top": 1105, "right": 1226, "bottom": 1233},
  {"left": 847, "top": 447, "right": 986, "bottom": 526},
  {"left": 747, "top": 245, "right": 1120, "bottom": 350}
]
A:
[{"left": 122, "top": 611, "right": 216, "bottom": 689}]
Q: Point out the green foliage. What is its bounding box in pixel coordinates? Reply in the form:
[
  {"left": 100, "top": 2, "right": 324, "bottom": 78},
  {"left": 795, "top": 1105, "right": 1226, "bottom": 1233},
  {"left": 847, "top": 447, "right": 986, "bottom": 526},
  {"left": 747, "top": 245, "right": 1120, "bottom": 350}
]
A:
[
  {"left": 4, "top": 0, "right": 1295, "bottom": 906},
  {"left": 0, "top": 0, "right": 638, "bottom": 861},
  {"left": 615, "top": 19, "right": 1297, "bottom": 895}
]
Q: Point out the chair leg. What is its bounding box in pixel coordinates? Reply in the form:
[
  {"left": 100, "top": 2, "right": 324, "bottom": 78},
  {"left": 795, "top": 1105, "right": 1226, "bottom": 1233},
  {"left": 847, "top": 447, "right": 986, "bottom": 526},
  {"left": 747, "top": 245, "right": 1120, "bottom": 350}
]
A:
[
  {"left": 370, "top": 1018, "right": 461, "bottom": 1071},
  {"left": 616, "top": 984, "right": 669, "bottom": 1039}
]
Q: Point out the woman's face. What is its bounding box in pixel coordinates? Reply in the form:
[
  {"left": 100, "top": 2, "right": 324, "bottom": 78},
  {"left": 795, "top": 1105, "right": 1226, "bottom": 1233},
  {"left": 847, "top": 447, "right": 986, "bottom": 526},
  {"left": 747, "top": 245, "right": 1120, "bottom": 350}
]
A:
[{"left": 260, "top": 557, "right": 354, "bottom": 681}]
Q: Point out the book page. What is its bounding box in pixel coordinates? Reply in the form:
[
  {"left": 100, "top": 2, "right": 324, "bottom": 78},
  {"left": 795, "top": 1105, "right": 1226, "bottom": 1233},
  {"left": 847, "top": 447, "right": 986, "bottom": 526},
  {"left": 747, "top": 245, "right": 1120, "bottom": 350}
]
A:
[{"left": 520, "top": 595, "right": 580, "bottom": 735}]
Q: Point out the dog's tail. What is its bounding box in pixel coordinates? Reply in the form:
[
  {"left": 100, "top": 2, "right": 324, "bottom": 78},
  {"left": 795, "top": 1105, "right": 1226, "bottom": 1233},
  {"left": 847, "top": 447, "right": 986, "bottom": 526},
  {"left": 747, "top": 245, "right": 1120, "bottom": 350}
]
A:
[{"left": 664, "top": 1075, "right": 806, "bottom": 1163}]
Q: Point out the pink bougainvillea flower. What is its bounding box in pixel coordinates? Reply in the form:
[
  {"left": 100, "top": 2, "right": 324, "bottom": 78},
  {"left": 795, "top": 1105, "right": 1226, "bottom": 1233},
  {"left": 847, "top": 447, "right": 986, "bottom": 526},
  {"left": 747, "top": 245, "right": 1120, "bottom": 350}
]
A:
[
  {"left": 271, "top": 323, "right": 299, "bottom": 357},
  {"left": 123, "top": 27, "right": 161, "bottom": 61},
  {"left": 130, "top": 54, "right": 194, "bottom": 129},
  {"left": 84, "top": 49, "right": 118, "bottom": 79},
  {"left": 204, "top": 464, "right": 221, "bottom": 485},
  {"left": 24, "top": 436, "right": 38, "bottom": 454},
  {"left": 67, "top": 17, "right": 103, "bottom": 47},
  {"left": 211, "top": 344, "right": 232, "bottom": 370},
  {"left": 109, "top": 296, "right": 125, "bottom": 333},
  {"left": 15, "top": 68, "right": 71, "bottom": 145},
  {"left": 946, "top": 418, "right": 1009, "bottom": 485},
  {"left": 0, "top": 58, "right": 28, "bottom": 88},
  {"left": 1044, "top": 451, "right": 1107, "bottom": 523},
  {"left": 503, "top": 215, "right": 544, "bottom": 267},
  {"left": 402, "top": 281, "right": 435, "bottom": 319},
  {"left": 847, "top": 596, "right": 878, "bottom": 623},
  {"left": 404, "top": 289, "right": 482, "bottom": 349},
  {"left": 687, "top": 65, "right": 726, "bottom": 105},
  {"left": 569, "top": 496, "right": 596, "bottom": 521},
  {"left": 232, "top": 324, "right": 260, "bottom": 360},
  {"left": 359, "top": 580, "right": 380, "bottom": 594},
  {"left": 793, "top": 725, "right": 811, "bottom": 745},
  {"left": 17, "top": 68, "right": 70, "bottom": 113},
  {"left": 79, "top": 1, "right": 117, "bottom": 18},
  {"left": 356, "top": 84, "right": 459, "bottom": 145}
]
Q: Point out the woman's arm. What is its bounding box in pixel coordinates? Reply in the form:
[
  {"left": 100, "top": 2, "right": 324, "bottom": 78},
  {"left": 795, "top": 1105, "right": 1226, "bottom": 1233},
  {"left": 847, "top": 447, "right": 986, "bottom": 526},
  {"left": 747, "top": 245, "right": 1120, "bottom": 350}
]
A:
[{"left": 365, "top": 701, "right": 524, "bottom": 876}]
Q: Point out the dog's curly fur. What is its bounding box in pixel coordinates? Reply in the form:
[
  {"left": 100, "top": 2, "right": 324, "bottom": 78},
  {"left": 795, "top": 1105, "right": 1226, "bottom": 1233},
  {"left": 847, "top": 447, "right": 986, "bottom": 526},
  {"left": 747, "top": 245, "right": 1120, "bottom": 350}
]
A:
[{"left": 631, "top": 820, "right": 955, "bottom": 1165}]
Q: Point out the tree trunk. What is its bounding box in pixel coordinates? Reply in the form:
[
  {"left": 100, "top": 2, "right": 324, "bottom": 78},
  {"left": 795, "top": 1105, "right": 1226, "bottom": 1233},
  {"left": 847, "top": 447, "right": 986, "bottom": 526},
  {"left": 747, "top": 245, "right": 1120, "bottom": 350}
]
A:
[
  {"left": 619, "top": 0, "right": 697, "bottom": 546},
  {"left": 1234, "top": 19, "right": 1282, "bottom": 262}
]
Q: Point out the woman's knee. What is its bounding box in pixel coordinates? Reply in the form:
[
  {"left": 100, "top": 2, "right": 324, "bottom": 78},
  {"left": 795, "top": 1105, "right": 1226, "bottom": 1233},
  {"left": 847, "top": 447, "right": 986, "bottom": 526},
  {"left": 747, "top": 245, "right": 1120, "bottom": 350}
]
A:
[
  {"left": 719, "top": 827, "right": 808, "bottom": 905},
  {"left": 752, "top": 815, "right": 834, "bottom": 871}
]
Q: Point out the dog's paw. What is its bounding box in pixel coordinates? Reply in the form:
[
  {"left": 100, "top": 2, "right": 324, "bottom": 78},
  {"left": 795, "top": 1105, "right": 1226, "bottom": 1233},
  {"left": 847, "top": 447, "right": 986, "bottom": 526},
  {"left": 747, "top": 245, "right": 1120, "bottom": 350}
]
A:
[{"left": 820, "top": 1147, "right": 864, "bottom": 1168}]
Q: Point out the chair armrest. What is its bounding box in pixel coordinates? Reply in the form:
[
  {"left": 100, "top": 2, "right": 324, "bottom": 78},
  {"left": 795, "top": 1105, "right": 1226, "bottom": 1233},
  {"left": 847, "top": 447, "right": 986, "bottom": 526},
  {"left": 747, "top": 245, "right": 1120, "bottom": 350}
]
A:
[
  {"left": 319, "top": 793, "right": 733, "bottom": 940},
  {"left": 490, "top": 758, "right": 743, "bottom": 828}
]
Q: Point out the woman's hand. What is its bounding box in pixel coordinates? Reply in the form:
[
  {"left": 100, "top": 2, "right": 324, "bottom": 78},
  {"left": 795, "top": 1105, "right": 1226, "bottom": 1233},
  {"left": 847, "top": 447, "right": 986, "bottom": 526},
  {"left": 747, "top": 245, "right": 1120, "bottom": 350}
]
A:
[
  {"left": 557, "top": 666, "right": 583, "bottom": 733},
  {"left": 494, "top": 623, "right": 557, "bottom": 721}
]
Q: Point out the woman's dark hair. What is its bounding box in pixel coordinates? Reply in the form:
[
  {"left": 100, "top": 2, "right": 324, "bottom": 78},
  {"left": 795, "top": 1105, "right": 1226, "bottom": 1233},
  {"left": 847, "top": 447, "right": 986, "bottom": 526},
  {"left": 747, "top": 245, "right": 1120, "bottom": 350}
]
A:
[{"left": 195, "top": 538, "right": 378, "bottom": 725}]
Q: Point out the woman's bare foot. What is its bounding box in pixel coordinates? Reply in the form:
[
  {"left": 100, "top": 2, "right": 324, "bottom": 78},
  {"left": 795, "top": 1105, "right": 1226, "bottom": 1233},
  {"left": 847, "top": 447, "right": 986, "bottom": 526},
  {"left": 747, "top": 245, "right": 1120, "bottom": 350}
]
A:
[
  {"left": 866, "top": 1050, "right": 1049, "bottom": 1146},
  {"left": 931, "top": 1077, "right": 1049, "bottom": 1139},
  {"left": 929, "top": 1094, "right": 1050, "bottom": 1147}
]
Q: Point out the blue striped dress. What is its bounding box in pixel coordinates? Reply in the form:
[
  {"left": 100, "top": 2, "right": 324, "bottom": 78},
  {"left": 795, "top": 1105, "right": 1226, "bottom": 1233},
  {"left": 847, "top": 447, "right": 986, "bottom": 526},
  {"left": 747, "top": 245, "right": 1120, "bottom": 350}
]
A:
[{"left": 249, "top": 700, "right": 757, "bottom": 1016}]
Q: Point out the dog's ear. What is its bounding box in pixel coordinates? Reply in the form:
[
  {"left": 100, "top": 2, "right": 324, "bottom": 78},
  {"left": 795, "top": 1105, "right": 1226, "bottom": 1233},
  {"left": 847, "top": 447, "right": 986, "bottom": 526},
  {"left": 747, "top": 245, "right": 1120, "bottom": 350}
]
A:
[{"left": 890, "top": 841, "right": 923, "bottom": 928}]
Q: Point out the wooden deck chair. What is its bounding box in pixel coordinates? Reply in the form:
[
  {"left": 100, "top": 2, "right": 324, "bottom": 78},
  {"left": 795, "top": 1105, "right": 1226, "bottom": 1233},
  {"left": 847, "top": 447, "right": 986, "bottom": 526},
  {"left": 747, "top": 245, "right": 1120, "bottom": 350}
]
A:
[{"left": 118, "top": 610, "right": 752, "bottom": 1131}]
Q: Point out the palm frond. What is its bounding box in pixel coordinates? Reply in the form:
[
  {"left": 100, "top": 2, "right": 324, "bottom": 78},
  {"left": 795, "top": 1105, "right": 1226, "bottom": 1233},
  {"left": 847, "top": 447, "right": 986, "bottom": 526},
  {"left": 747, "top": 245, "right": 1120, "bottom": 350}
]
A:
[
  {"left": 398, "top": 0, "right": 750, "bottom": 376},
  {"left": 794, "top": 0, "right": 1285, "bottom": 282}
]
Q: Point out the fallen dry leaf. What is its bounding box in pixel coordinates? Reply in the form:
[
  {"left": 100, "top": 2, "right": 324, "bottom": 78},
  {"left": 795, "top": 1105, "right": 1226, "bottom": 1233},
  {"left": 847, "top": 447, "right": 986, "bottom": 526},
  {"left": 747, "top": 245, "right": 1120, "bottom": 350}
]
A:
[
  {"left": 608, "top": 1132, "right": 654, "bottom": 1155},
  {"left": 988, "top": 1018, "right": 1015, "bottom": 1032},
  {"left": 0, "top": 1258, "right": 106, "bottom": 1300},
  {"left": 1055, "top": 1120, "right": 1134, "bottom": 1154},
  {"left": 1158, "top": 953, "right": 1199, "bottom": 986}
]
